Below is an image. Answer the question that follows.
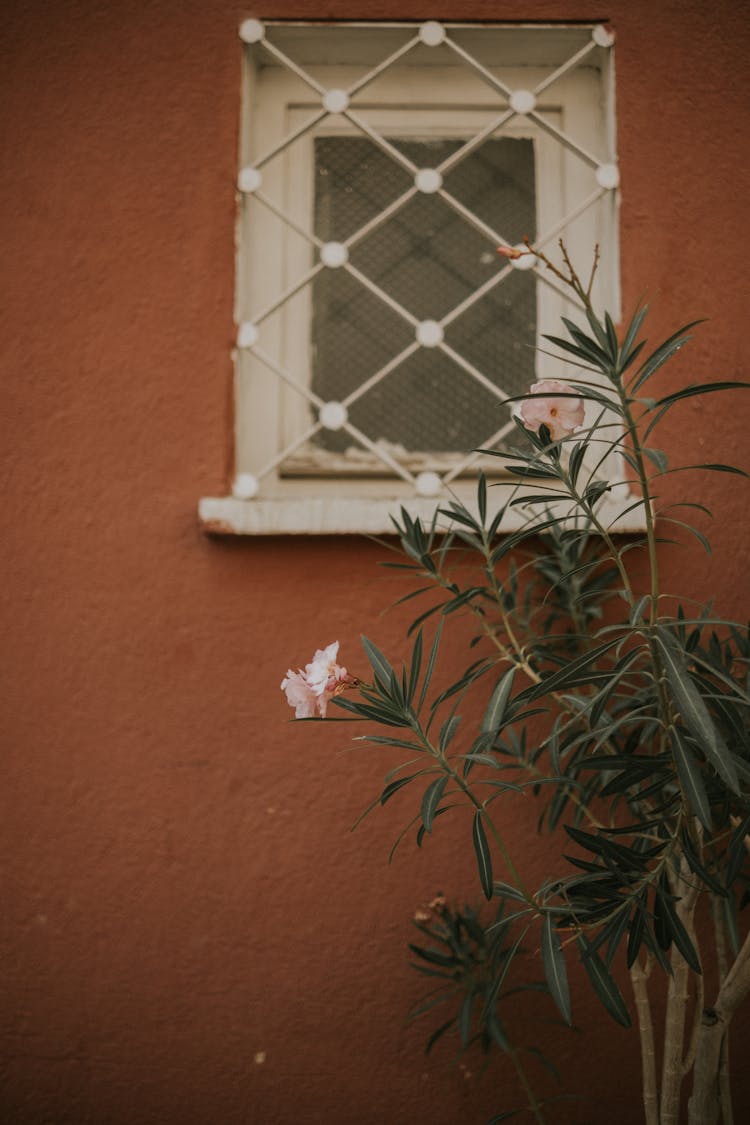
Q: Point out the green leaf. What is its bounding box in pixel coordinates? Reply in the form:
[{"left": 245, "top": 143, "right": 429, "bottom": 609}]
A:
[
  {"left": 665, "top": 462, "right": 749, "bottom": 478},
  {"left": 361, "top": 635, "right": 394, "bottom": 689},
  {"left": 438, "top": 714, "right": 461, "bottom": 753},
  {"left": 644, "top": 447, "right": 668, "bottom": 474},
  {"left": 604, "top": 311, "right": 619, "bottom": 364},
  {"left": 380, "top": 773, "right": 422, "bottom": 806},
  {"left": 671, "top": 728, "right": 712, "bottom": 829},
  {"left": 420, "top": 775, "right": 448, "bottom": 833},
  {"left": 543, "top": 332, "right": 608, "bottom": 367},
  {"left": 518, "top": 635, "right": 621, "bottom": 702},
  {"left": 492, "top": 881, "right": 529, "bottom": 905},
  {"left": 583, "top": 480, "right": 611, "bottom": 506},
  {"left": 630, "top": 320, "right": 704, "bottom": 392},
  {"left": 568, "top": 442, "right": 587, "bottom": 487},
  {"left": 618, "top": 304, "right": 649, "bottom": 370},
  {"left": 481, "top": 667, "right": 517, "bottom": 736},
  {"left": 417, "top": 620, "right": 443, "bottom": 713},
  {"left": 654, "top": 380, "right": 750, "bottom": 408},
  {"left": 486, "top": 1008, "right": 510, "bottom": 1051},
  {"left": 655, "top": 877, "right": 702, "bottom": 973},
  {"left": 407, "top": 629, "right": 423, "bottom": 706},
  {"left": 458, "top": 990, "right": 475, "bottom": 1047},
  {"left": 655, "top": 626, "right": 739, "bottom": 794},
  {"left": 578, "top": 936, "right": 632, "bottom": 1027},
  {"left": 541, "top": 914, "right": 572, "bottom": 1025},
  {"left": 424, "top": 1016, "right": 456, "bottom": 1054},
  {"left": 355, "top": 735, "right": 425, "bottom": 751},
  {"left": 626, "top": 894, "right": 647, "bottom": 968},
  {"left": 473, "top": 811, "right": 494, "bottom": 900},
  {"left": 333, "top": 696, "right": 410, "bottom": 728},
  {"left": 561, "top": 319, "right": 612, "bottom": 366},
  {"left": 477, "top": 471, "right": 487, "bottom": 524}
]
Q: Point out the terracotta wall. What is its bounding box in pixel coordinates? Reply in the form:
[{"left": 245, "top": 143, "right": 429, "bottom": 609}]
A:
[{"left": 2, "top": 1, "right": 749, "bottom": 1122}]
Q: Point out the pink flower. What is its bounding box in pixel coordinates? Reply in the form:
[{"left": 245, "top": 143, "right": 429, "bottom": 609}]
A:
[
  {"left": 516, "top": 379, "right": 585, "bottom": 441},
  {"left": 281, "top": 641, "right": 354, "bottom": 718}
]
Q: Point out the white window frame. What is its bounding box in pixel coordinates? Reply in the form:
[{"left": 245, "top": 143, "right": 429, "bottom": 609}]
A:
[{"left": 200, "top": 21, "right": 643, "bottom": 535}]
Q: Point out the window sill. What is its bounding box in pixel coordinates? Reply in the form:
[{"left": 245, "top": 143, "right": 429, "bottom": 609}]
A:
[{"left": 198, "top": 490, "right": 647, "bottom": 536}]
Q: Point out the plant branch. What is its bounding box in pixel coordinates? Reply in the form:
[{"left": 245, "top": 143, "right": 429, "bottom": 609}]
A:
[{"left": 630, "top": 953, "right": 659, "bottom": 1125}]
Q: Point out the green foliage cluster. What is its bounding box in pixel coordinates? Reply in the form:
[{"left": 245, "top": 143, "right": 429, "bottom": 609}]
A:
[{"left": 308, "top": 247, "right": 750, "bottom": 1121}]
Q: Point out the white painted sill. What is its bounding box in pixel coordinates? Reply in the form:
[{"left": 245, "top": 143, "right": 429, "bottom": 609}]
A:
[{"left": 198, "top": 490, "right": 647, "bottom": 536}]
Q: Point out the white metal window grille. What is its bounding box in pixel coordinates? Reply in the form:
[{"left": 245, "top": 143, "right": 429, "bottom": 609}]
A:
[{"left": 200, "top": 19, "right": 633, "bottom": 535}]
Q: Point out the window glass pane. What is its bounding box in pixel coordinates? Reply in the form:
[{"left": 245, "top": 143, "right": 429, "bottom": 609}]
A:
[{"left": 311, "top": 136, "right": 536, "bottom": 455}]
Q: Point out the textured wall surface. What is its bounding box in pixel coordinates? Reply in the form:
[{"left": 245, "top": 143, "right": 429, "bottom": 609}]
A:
[{"left": 2, "top": 1, "right": 749, "bottom": 1122}]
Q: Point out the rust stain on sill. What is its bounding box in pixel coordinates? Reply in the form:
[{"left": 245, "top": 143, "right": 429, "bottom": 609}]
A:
[{"left": 201, "top": 518, "right": 238, "bottom": 536}]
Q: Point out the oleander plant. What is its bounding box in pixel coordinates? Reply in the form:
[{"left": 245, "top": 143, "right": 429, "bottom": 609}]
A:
[{"left": 282, "top": 245, "right": 750, "bottom": 1124}]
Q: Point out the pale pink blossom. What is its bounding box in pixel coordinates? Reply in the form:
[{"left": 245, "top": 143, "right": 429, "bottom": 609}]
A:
[
  {"left": 281, "top": 641, "right": 354, "bottom": 718},
  {"left": 516, "top": 379, "right": 585, "bottom": 441}
]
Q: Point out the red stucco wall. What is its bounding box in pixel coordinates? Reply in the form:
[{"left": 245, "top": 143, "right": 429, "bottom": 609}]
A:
[{"left": 2, "top": 2, "right": 749, "bottom": 1122}]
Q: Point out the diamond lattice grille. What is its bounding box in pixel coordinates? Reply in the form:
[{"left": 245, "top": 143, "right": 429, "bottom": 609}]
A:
[
  {"left": 313, "top": 136, "right": 536, "bottom": 454},
  {"left": 236, "top": 20, "right": 617, "bottom": 492}
]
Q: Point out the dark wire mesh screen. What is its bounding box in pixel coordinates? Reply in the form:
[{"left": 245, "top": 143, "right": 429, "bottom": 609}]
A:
[{"left": 311, "top": 136, "right": 536, "bottom": 456}]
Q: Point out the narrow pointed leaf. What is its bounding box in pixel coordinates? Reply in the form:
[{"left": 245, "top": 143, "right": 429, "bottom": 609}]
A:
[
  {"left": 578, "top": 936, "right": 632, "bottom": 1027},
  {"left": 671, "top": 727, "right": 712, "bottom": 829},
  {"left": 481, "top": 667, "right": 517, "bottom": 735},
  {"left": 477, "top": 471, "right": 487, "bottom": 524},
  {"left": 439, "top": 714, "right": 461, "bottom": 753},
  {"left": 626, "top": 896, "right": 647, "bottom": 968},
  {"left": 655, "top": 626, "right": 739, "bottom": 793},
  {"left": 656, "top": 882, "right": 702, "bottom": 973},
  {"left": 424, "top": 1016, "right": 456, "bottom": 1054},
  {"left": 518, "top": 635, "right": 621, "bottom": 702},
  {"left": 644, "top": 447, "right": 668, "bottom": 474},
  {"left": 361, "top": 635, "right": 394, "bottom": 689},
  {"left": 421, "top": 775, "right": 448, "bottom": 833},
  {"left": 618, "top": 304, "right": 648, "bottom": 369},
  {"left": 380, "top": 773, "right": 423, "bottom": 806},
  {"left": 417, "top": 619, "right": 443, "bottom": 713},
  {"left": 654, "top": 380, "right": 749, "bottom": 408},
  {"left": 472, "top": 811, "right": 494, "bottom": 899},
  {"left": 458, "top": 991, "right": 475, "bottom": 1047},
  {"left": 407, "top": 629, "right": 423, "bottom": 706},
  {"left": 630, "top": 321, "right": 704, "bottom": 391},
  {"left": 542, "top": 914, "right": 572, "bottom": 1024}
]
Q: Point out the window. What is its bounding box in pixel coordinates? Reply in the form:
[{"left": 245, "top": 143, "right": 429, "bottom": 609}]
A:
[{"left": 200, "top": 19, "right": 630, "bottom": 535}]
